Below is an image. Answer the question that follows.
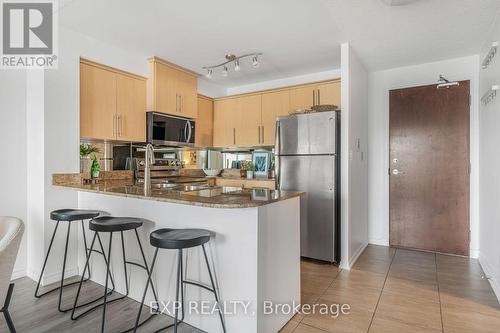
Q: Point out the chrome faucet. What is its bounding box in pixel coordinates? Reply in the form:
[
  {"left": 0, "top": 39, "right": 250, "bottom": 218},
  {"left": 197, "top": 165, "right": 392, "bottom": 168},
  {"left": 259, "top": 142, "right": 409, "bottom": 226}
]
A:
[{"left": 144, "top": 143, "right": 155, "bottom": 195}]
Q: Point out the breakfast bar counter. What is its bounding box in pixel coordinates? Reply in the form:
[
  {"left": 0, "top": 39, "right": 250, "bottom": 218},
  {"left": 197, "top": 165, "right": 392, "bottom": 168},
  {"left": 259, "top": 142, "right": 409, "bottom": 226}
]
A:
[{"left": 53, "top": 174, "right": 302, "bottom": 333}]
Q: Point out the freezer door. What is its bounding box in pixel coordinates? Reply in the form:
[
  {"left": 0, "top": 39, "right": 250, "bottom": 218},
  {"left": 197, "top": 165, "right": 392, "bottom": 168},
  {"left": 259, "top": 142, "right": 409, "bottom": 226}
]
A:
[
  {"left": 279, "top": 155, "right": 336, "bottom": 262},
  {"left": 276, "top": 111, "right": 337, "bottom": 155}
]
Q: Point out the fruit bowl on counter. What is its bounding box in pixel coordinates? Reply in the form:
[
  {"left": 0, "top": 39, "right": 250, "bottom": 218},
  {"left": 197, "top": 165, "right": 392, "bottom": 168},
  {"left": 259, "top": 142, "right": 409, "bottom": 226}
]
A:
[{"left": 203, "top": 169, "right": 222, "bottom": 177}]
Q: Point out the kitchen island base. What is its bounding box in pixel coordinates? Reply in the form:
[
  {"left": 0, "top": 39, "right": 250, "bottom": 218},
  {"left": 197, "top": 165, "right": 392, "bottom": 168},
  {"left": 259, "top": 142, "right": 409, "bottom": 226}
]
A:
[{"left": 76, "top": 191, "right": 300, "bottom": 333}]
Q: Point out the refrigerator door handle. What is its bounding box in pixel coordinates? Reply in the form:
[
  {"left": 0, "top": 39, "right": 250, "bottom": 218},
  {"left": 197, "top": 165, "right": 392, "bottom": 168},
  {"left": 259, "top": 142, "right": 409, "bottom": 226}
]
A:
[{"left": 275, "top": 120, "right": 281, "bottom": 190}]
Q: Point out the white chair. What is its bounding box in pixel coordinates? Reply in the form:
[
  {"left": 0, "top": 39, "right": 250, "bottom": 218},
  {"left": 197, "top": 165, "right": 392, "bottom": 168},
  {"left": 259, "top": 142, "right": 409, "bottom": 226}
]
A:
[{"left": 0, "top": 217, "right": 25, "bottom": 333}]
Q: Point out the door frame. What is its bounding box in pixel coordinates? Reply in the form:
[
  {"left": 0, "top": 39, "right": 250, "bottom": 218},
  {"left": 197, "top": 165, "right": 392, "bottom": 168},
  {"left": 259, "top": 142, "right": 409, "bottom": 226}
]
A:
[{"left": 386, "top": 79, "right": 477, "bottom": 257}]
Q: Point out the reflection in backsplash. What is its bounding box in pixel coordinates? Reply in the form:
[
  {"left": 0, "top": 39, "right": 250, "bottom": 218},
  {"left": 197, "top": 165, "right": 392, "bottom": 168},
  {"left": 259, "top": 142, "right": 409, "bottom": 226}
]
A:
[{"left": 81, "top": 140, "right": 274, "bottom": 174}]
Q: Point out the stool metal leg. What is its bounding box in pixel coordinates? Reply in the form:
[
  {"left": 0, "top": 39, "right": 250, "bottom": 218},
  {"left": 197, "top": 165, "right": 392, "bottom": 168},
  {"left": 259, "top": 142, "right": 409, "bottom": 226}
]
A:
[
  {"left": 202, "top": 244, "right": 227, "bottom": 333},
  {"left": 101, "top": 231, "right": 113, "bottom": 333},
  {"left": 34, "top": 220, "right": 60, "bottom": 298},
  {"left": 133, "top": 248, "right": 159, "bottom": 333},
  {"left": 134, "top": 229, "right": 160, "bottom": 306},
  {"left": 71, "top": 232, "right": 117, "bottom": 320},
  {"left": 174, "top": 249, "right": 182, "bottom": 333},
  {"left": 35, "top": 220, "right": 93, "bottom": 312}
]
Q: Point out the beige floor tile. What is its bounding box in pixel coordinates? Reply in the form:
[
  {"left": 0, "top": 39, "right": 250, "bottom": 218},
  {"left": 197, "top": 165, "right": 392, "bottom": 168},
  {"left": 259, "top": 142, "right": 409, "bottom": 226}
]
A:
[
  {"left": 333, "top": 269, "right": 387, "bottom": 290},
  {"left": 292, "top": 323, "right": 329, "bottom": 333},
  {"left": 322, "top": 284, "right": 381, "bottom": 312},
  {"left": 301, "top": 298, "right": 374, "bottom": 333},
  {"left": 441, "top": 306, "right": 500, "bottom": 333},
  {"left": 368, "top": 316, "right": 442, "bottom": 333},
  {"left": 279, "top": 318, "right": 301, "bottom": 332},
  {"left": 351, "top": 256, "right": 393, "bottom": 275},
  {"left": 383, "top": 276, "right": 440, "bottom": 302},
  {"left": 375, "top": 291, "right": 442, "bottom": 331},
  {"left": 440, "top": 293, "right": 500, "bottom": 318}
]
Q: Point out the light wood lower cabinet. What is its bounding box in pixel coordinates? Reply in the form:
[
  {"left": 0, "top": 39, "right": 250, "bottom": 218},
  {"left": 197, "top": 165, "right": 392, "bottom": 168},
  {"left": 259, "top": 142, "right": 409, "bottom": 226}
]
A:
[
  {"left": 214, "top": 178, "right": 276, "bottom": 190},
  {"left": 195, "top": 95, "right": 213, "bottom": 147},
  {"left": 80, "top": 59, "right": 147, "bottom": 142}
]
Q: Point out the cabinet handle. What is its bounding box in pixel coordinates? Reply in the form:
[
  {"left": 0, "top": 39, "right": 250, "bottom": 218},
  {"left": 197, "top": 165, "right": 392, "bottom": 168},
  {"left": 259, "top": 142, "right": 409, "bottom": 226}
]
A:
[
  {"left": 258, "top": 126, "right": 261, "bottom": 144},
  {"left": 233, "top": 128, "right": 236, "bottom": 145},
  {"left": 312, "top": 90, "right": 316, "bottom": 106},
  {"left": 317, "top": 89, "right": 321, "bottom": 105},
  {"left": 118, "top": 114, "right": 122, "bottom": 137},
  {"left": 261, "top": 126, "right": 264, "bottom": 144},
  {"left": 175, "top": 94, "right": 179, "bottom": 112}
]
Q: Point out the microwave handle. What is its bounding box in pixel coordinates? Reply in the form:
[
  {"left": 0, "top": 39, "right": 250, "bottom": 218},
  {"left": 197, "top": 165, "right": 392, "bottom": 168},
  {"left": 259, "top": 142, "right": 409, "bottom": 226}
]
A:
[{"left": 186, "top": 120, "right": 193, "bottom": 143}]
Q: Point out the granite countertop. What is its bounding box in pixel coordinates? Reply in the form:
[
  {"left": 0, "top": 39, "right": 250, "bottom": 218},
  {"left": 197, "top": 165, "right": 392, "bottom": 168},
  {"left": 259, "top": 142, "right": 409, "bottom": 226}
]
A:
[{"left": 54, "top": 179, "right": 302, "bottom": 209}]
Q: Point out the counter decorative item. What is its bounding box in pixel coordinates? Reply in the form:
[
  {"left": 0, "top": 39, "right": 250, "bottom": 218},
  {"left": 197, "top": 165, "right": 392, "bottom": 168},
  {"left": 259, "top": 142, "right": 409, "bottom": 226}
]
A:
[
  {"left": 80, "top": 143, "right": 99, "bottom": 174},
  {"left": 90, "top": 156, "right": 101, "bottom": 179},
  {"left": 246, "top": 161, "right": 254, "bottom": 179},
  {"left": 252, "top": 151, "right": 270, "bottom": 178}
]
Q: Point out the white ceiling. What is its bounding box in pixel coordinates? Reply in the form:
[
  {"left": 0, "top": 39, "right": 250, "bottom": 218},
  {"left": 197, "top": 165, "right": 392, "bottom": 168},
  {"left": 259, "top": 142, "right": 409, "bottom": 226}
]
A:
[{"left": 58, "top": 0, "right": 500, "bottom": 88}]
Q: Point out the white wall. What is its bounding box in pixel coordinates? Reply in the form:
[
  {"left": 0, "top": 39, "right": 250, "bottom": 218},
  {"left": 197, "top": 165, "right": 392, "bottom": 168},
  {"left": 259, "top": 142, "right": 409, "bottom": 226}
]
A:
[
  {"left": 367, "top": 55, "right": 480, "bottom": 258},
  {"left": 225, "top": 69, "right": 341, "bottom": 96},
  {"left": 0, "top": 70, "right": 28, "bottom": 278},
  {"left": 340, "top": 43, "right": 369, "bottom": 269},
  {"left": 478, "top": 16, "right": 500, "bottom": 301}
]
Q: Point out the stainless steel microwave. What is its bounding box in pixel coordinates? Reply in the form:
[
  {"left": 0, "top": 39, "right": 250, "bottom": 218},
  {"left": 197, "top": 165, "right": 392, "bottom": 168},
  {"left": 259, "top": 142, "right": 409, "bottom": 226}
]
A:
[{"left": 146, "top": 112, "right": 195, "bottom": 147}]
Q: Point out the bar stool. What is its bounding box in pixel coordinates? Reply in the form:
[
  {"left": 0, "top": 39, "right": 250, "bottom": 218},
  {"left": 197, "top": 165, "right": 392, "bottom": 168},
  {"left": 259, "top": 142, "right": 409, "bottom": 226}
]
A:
[
  {"left": 34, "top": 209, "right": 114, "bottom": 313},
  {"left": 133, "top": 228, "right": 226, "bottom": 333},
  {"left": 71, "top": 216, "right": 159, "bottom": 333}
]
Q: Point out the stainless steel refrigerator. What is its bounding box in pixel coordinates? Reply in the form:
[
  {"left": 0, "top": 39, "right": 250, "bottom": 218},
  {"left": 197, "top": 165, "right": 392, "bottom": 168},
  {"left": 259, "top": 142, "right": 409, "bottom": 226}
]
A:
[{"left": 275, "top": 111, "right": 340, "bottom": 263}]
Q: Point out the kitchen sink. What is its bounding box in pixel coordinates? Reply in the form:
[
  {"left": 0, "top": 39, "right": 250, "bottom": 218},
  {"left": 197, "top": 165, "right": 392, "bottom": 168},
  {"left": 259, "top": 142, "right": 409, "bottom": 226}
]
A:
[{"left": 178, "top": 184, "right": 211, "bottom": 192}]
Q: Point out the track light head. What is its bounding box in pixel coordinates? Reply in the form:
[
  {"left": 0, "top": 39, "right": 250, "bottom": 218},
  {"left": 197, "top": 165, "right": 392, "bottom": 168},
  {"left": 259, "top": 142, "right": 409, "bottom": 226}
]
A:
[
  {"left": 222, "top": 65, "right": 228, "bottom": 77},
  {"left": 252, "top": 56, "right": 259, "bottom": 68},
  {"left": 234, "top": 59, "right": 240, "bottom": 71},
  {"left": 205, "top": 69, "right": 212, "bottom": 79}
]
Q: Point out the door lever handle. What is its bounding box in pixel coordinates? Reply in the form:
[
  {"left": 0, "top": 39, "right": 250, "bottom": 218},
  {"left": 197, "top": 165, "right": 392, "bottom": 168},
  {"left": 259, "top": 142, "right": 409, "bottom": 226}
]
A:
[{"left": 392, "top": 169, "right": 405, "bottom": 175}]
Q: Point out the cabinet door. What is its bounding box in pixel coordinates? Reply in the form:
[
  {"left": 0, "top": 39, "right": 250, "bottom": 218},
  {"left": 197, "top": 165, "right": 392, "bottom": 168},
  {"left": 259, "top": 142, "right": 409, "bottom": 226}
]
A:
[
  {"left": 261, "top": 90, "right": 290, "bottom": 146},
  {"left": 289, "top": 85, "right": 316, "bottom": 112},
  {"left": 213, "top": 98, "right": 237, "bottom": 147},
  {"left": 116, "top": 74, "right": 146, "bottom": 142},
  {"left": 235, "top": 95, "right": 262, "bottom": 147},
  {"left": 154, "top": 62, "right": 179, "bottom": 115},
  {"left": 195, "top": 96, "right": 213, "bottom": 147},
  {"left": 317, "top": 81, "right": 341, "bottom": 108},
  {"left": 178, "top": 72, "right": 198, "bottom": 119},
  {"left": 80, "top": 63, "right": 116, "bottom": 140}
]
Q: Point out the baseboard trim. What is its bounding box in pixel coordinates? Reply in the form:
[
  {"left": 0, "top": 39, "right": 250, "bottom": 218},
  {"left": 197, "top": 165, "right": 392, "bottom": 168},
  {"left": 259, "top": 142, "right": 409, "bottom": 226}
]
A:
[
  {"left": 479, "top": 252, "right": 500, "bottom": 304},
  {"left": 26, "top": 266, "right": 80, "bottom": 286},
  {"left": 11, "top": 268, "right": 26, "bottom": 280},
  {"left": 341, "top": 242, "right": 368, "bottom": 270},
  {"left": 368, "top": 238, "right": 389, "bottom": 246}
]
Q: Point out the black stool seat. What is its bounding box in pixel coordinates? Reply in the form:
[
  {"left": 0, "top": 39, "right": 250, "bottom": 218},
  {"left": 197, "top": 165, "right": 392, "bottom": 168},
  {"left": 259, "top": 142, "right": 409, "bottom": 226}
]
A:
[
  {"left": 89, "top": 216, "right": 144, "bottom": 232},
  {"left": 150, "top": 228, "right": 211, "bottom": 249},
  {"left": 50, "top": 209, "right": 100, "bottom": 221}
]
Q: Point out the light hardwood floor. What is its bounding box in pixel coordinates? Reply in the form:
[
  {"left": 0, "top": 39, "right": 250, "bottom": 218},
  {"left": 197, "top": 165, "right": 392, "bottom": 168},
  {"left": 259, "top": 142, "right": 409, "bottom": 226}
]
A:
[
  {"left": 283, "top": 245, "right": 500, "bottom": 333},
  {"left": 2, "top": 245, "right": 499, "bottom": 333}
]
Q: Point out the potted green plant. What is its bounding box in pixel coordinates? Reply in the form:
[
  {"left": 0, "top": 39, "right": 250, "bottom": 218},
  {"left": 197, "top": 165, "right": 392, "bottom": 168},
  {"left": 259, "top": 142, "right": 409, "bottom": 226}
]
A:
[
  {"left": 246, "top": 161, "right": 254, "bottom": 179},
  {"left": 80, "top": 144, "right": 100, "bottom": 174},
  {"left": 90, "top": 155, "right": 101, "bottom": 179}
]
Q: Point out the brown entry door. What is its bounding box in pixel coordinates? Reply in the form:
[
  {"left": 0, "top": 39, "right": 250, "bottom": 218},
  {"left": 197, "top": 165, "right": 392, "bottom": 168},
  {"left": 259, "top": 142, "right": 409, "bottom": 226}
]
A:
[{"left": 389, "top": 81, "right": 470, "bottom": 256}]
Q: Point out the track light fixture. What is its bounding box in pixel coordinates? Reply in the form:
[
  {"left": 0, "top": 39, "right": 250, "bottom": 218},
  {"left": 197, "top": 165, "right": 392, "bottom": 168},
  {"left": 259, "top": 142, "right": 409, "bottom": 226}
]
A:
[{"left": 203, "top": 52, "right": 262, "bottom": 78}]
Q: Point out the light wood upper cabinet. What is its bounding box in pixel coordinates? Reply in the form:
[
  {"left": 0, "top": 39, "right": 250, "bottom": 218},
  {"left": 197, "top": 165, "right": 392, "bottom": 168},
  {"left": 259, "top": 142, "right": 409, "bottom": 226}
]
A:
[
  {"left": 289, "top": 85, "right": 316, "bottom": 112},
  {"left": 317, "top": 81, "right": 341, "bottom": 108},
  {"left": 212, "top": 79, "right": 340, "bottom": 148},
  {"left": 261, "top": 90, "right": 290, "bottom": 146},
  {"left": 80, "top": 62, "right": 116, "bottom": 140},
  {"left": 213, "top": 98, "right": 238, "bottom": 147},
  {"left": 116, "top": 74, "right": 146, "bottom": 142},
  {"left": 80, "top": 59, "right": 147, "bottom": 142},
  {"left": 148, "top": 57, "right": 198, "bottom": 119},
  {"left": 195, "top": 95, "right": 213, "bottom": 147},
  {"left": 236, "top": 95, "right": 262, "bottom": 147}
]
